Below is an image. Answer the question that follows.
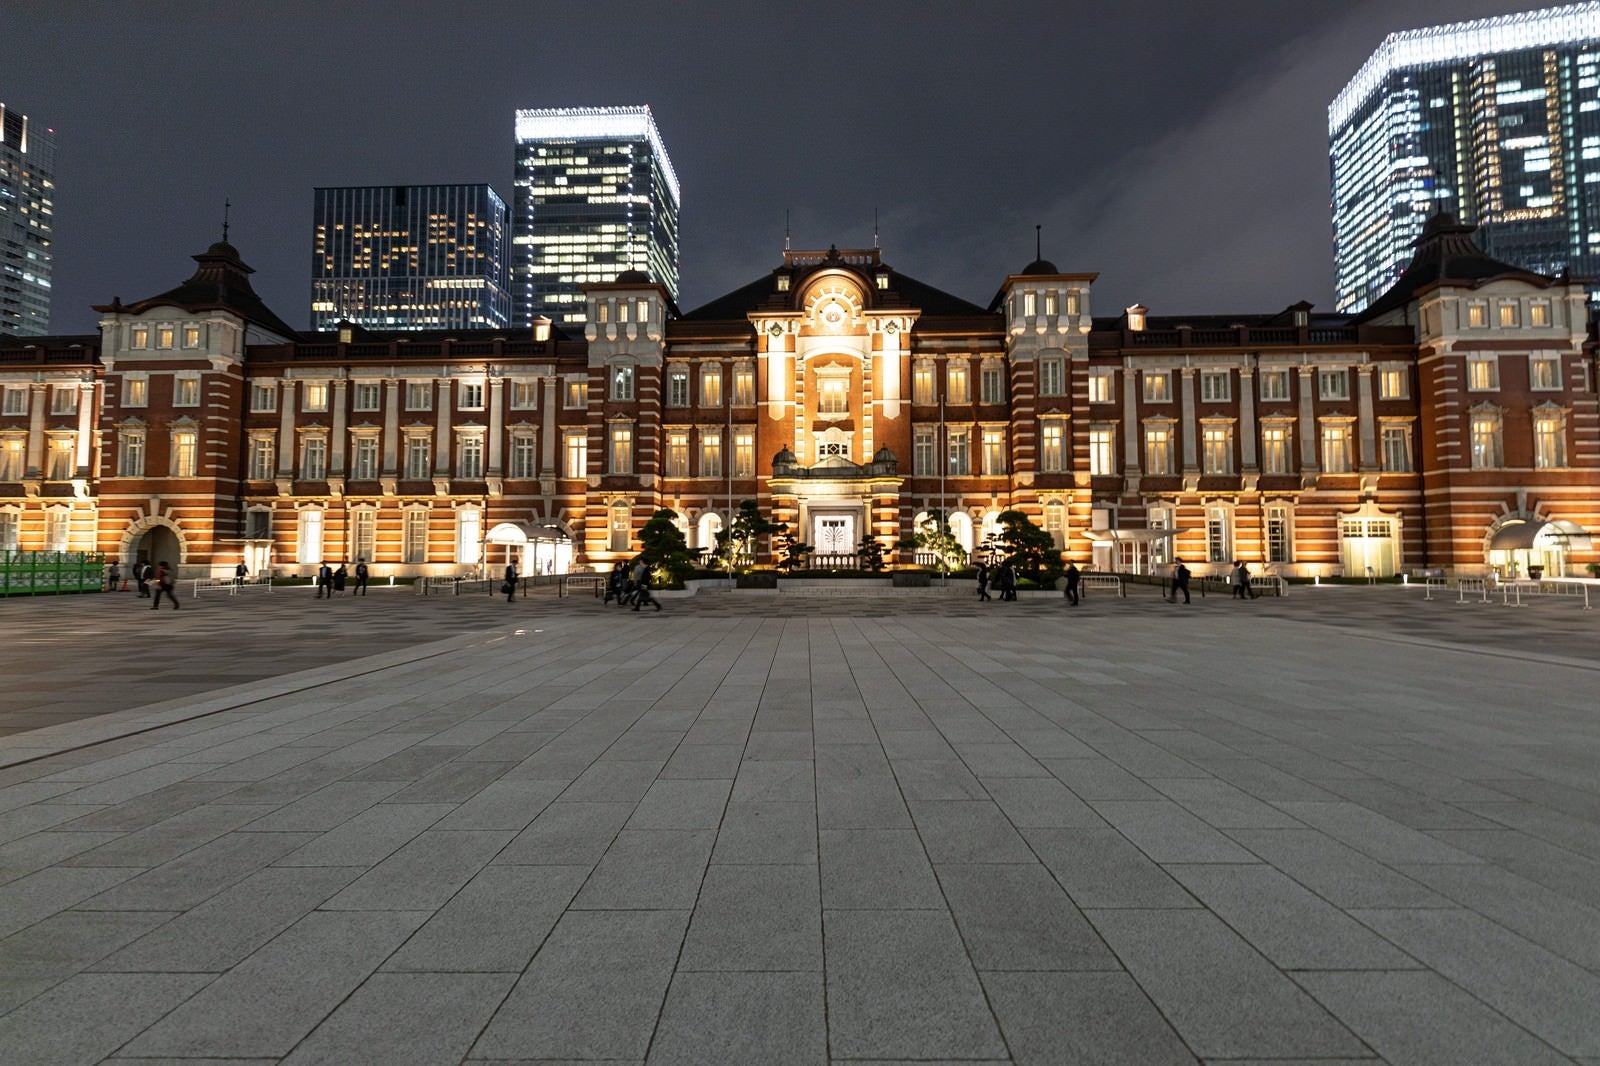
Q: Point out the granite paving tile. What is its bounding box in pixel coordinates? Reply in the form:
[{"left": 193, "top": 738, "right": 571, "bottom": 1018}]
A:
[
  {"left": 626, "top": 777, "right": 733, "bottom": 829},
  {"left": 890, "top": 758, "right": 989, "bottom": 800},
  {"left": 281, "top": 972, "right": 514, "bottom": 1066},
  {"left": 982, "top": 971, "right": 1198, "bottom": 1065},
  {"left": 0, "top": 866, "right": 143, "bottom": 936},
  {"left": 0, "top": 972, "right": 213, "bottom": 1066},
  {"left": 383, "top": 864, "right": 588, "bottom": 973},
  {"left": 658, "top": 742, "right": 743, "bottom": 779},
  {"left": 470, "top": 909, "right": 689, "bottom": 1061},
  {"left": 816, "top": 777, "right": 912, "bottom": 829},
  {"left": 1225, "top": 828, "right": 1450, "bottom": 908},
  {"left": 1041, "top": 756, "right": 1164, "bottom": 799},
  {"left": 1296, "top": 970, "right": 1573, "bottom": 1066},
  {"left": 1023, "top": 827, "right": 1197, "bottom": 908},
  {"left": 1272, "top": 800, "right": 1485, "bottom": 865},
  {"left": 648, "top": 971, "right": 826, "bottom": 1066},
  {"left": 824, "top": 909, "right": 1007, "bottom": 1061},
  {"left": 274, "top": 802, "right": 453, "bottom": 868},
  {"left": 492, "top": 800, "right": 634, "bottom": 866},
  {"left": 431, "top": 778, "right": 567, "bottom": 831},
  {"left": 57, "top": 803, "right": 266, "bottom": 867},
  {"left": 0, "top": 829, "right": 123, "bottom": 884},
  {"left": 937, "top": 863, "right": 1119, "bottom": 971},
  {"left": 1087, "top": 908, "right": 1367, "bottom": 1059},
  {"left": 908, "top": 799, "right": 1035, "bottom": 864},
  {"left": 0, "top": 802, "right": 109, "bottom": 845},
  {"left": 93, "top": 866, "right": 361, "bottom": 972},
  {"left": 820, "top": 828, "right": 944, "bottom": 909},
  {"left": 46, "top": 781, "right": 249, "bottom": 831},
  {"left": 558, "top": 759, "right": 662, "bottom": 803},
  {"left": 730, "top": 758, "right": 815, "bottom": 802},
  {"left": 0, "top": 909, "right": 175, "bottom": 978},
  {"left": 120, "top": 909, "right": 429, "bottom": 1059},
  {"left": 679, "top": 863, "right": 821, "bottom": 971},
  {"left": 981, "top": 776, "right": 1106, "bottom": 828},
  {"left": 570, "top": 829, "right": 715, "bottom": 910},
  {"left": 76, "top": 830, "right": 316, "bottom": 910},
  {"left": 1394, "top": 861, "right": 1600, "bottom": 970},
  {"left": 1148, "top": 776, "right": 1306, "bottom": 828},
  {"left": 386, "top": 759, "right": 515, "bottom": 803},
  {"left": 234, "top": 781, "right": 406, "bottom": 832},
  {"left": 1090, "top": 799, "right": 1261, "bottom": 864},
  {"left": 711, "top": 800, "right": 818, "bottom": 865}
]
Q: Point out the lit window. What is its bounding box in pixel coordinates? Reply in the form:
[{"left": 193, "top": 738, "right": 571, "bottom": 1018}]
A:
[
  {"left": 456, "top": 508, "right": 481, "bottom": 566},
  {"left": 457, "top": 435, "right": 483, "bottom": 478},
  {"left": 170, "top": 430, "right": 197, "bottom": 477},
  {"left": 818, "top": 377, "right": 849, "bottom": 416},
  {"left": 405, "top": 436, "right": 431, "bottom": 479},
  {"left": 912, "top": 362, "right": 936, "bottom": 405},
  {"left": 1381, "top": 426, "right": 1411, "bottom": 472},
  {"left": 1467, "top": 358, "right": 1499, "bottom": 391},
  {"left": 1379, "top": 367, "right": 1409, "bottom": 399},
  {"left": 1043, "top": 500, "right": 1065, "bottom": 548},
  {"left": 123, "top": 378, "right": 148, "bottom": 408},
  {"left": 1317, "top": 369, "right": 1349, "bottom": 400},
  {"left": 351, "top": 510, "right": 375, "bottom": 563},
  {"left": 1200, "top": 371, "right": 1231, "bottom": 402},
  {"left": 733, "top": 366, "right": 755, "bottom": 406},
  {"left": 1206, "top": 506, "right": 1232, "bottom": 563},
  {"left": 947, "top": 364, "right": 971, "bottom": 405},
  {"left": 1144, "top": 426, "right": 1172, "bottom": 474},
  {"left": 156, "top": 325, "right": 175, "bottom": 349},
  {"left": 0, "top": 439, "right": 23, "bottom": 480},
  {"left": 1534, "top": 413, "right": 1567, "bottom": 468},
  {"left": 403, "top": 509, "right": 428, "bottom": 563},
  {"left": 1320, "top": 424, "right": 1351, "bottom": 473},
  {"left": 0, "top": 510, "right": 18, "bottom": 549},
  {"left": 981, "top": 429, "right": 1006, "bottom": 475},
  {"left": 564, "top": 430, "right": 587, "bottom": 478},
  {"left": 50, "top": 386, "right": 77, "bottom": 415},
  {"left": 1202, "top": 426, "right": 1232, "bottom": 475},
  {"left": 1530, "top": 301, "right": 1551, "bottom": 327},
  {"left": 249, "top": 436, "right": 275, "bottom": 480},
  {"left": 700, "top": 431, "right": 722, "bottom": 477},
  {"left": 302, "top": 383, "right": 329, "bottom": 412},
  {"left": 458, "top": 383, "right": 485, "bottom": 410},
  {"left": 734, "top": 431, "right": 754, "bottom": 477},
  {"left": 174, "top": 377, "right": 200, "bottom": 407},
  {"left": 666, "top": 432, "right": 689, "bottom": 476},
  {"left": 130, "top": 325, "right": 149, "bottom": 349},
  {"left": 1261, "top": 426, "right": 1290, "bottom": 474},
  {"left": 2, "top": 387, "right": 27, "bottom": 415},
  {"left": 701, "top": 367, "right": 723, "bottom": 407},
  {"left": 1039, "top": 421, "right": 1065, "bottom": 473},
  {"left": 666, "top": 368, "right": 689, "bottom": 408},
  {"left": 1088, "top": 427, "right": 1114, "bottom": 476},
  {"left": 510, "top": 435, "right": 536, "bottom": 478},
  {"left": 947, "top": 429, "right": 970, "bottom": 475},
  {"left": 1498, "top": 302, "right": 1520, "bottom": 328},
  {"left": 251, "top": 382, "right": 277, "bottom": 412},
  {"left": 182, "top": 325, "right": 202, "bottom": 349},
  {"left": 610, "top": 365, "right": 635, "bottom": 401},
  {"left": 1022, "top": 291, "right": 1037, "bottom": 317},
  {"left": 914, "top": 427, "right": 937, "bottom": 475},
  {"left": 353, "top": 383, "right": 381, "bottom": 411},
  {"left": 609, "top": 502, "right": 630, "bottom": 552},
  {"left": 565, "top": 378, "right": 587, "bottom": 408},
  {"left": 406, "top": 382, "right": 433, "bottom": 411},
  {"left": 1470, "top": 411, "right": 1503, "bottom": 469},
  {"left": 1265, "top": 505, "right": 1292, "bottom": 564},
  {"left": 1467, "top": 302, "right": 1488, "bottom": 328},
  {"left": 352, "top": 437, "right": 378, "bottom": 480},
  {"left": 47, "top": 437, "right": 74, "bottom": 480},
  {"left": 1037, "top": 358, "right": 1064, "bottom": 397},
  {"left": 511, "top": 381, "right": 538, "bottom": 410},
  {"left": 301, "top": 437, "right": 327, "bottom": 480},
  {"left": 609, "top": 424, "right": 633, "bottom": 473},
  {"left": 981, "top": 363, "right": 1006, "bottom": 405},
  {"left": 45, "top": 509, "right": 69, "bottom": 552},
  {"left": 118, "top": 431, "right": 146, "bottom": 477},
  {"left": 1259, "top": 370, "right": 1290, "bottom": 401},
  {"left": 1143, "top": 371, "right": 1171, "bottom": 403},
  {"left": 1087, "top": 368, "right": 1114, "bottom": 404},
  {"left": 1530, "top": 356, "right": 1561, "bottom": 390}
]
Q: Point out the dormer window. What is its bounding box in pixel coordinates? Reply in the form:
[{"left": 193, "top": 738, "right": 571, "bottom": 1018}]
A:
[
  {"left": 156, "top": 325, "right": 175, "bottom": 349},
  {"left": 130, "top": 325, "right": 149, "bottom": 349},
  {"left": 1293, "top": 308, "right": 1309, "bottom": 327},
  {"left": 1498, "top": 302, "right": 1520, "bottom": 328},
  {"left": 533, "top": 316, "right": 552, "bottom": 343},
  {"left": 1127, "top": 305, "right": 1147, "bottom": 332},
  {"left": 1044, "top": 292, "right": 1058, "bottom": 316},
  {"left": 875, "top": 270, "right": 890, "bottom": 291},
  {"left": 1466, "top": 302, "right": 1488, "bottom": 328},
  {"left": 776, "top": 274, "right": 791, "bottom": 292},
  {"left": 338, "top": 326, "right": 354, "bottom": 344},
  {"left": 182, "top": 325, "right": 202, "bottom": 348},
  {"left": 597, "top": 301, "right": 610, "bottom": 324},
  {"left": 1023, "top": 292, "right": 1037, "bottom": 317}
]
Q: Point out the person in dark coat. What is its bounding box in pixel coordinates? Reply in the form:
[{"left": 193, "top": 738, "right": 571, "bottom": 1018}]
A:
[
  {"left": 504, "top": 561, "right": 517, "bottom": 602},
  {"left": 1169, "top": 559, "right": 1191, "bottom": 604},
  {"left": 333, "top": 564, "right": 347, "bottom": 593},
  {"left": 353, "top": 560, "right": 369, "bottom": 596},
  {"left": 604, "top": 560, "right": 627, "bottom": 605},
  {"left": 976, "top": 563, "right": 992, "bottom": 602},
  {"left": 631, "top": 562, "right": 662, "bottom": 612},
  {"left": 135, "top": 560, "right": 152, "bottom": 598},
  {"left": 108, "top": 561, "right": 121, "bottom": 592},
  {"left": 234, "top": 561, "right": 247, "bottom": 588},
  {"left": 1064, "top": 562, "right": 1081, "bottom": 606},
  {"left": 150, "top": 561, "right": 179, "bottom": 610},
  {"left": 999, "top": 562, "right": 1018, "bottom": 602},
  {"left": 316, "top": 562, "right": 333, "bottom": 599}
]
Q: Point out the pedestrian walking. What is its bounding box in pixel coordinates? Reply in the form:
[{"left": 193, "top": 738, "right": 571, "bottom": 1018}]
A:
[
  {"left": 107, "top": 561, "right": 121, "bottom": 593},
  {"left": 999, "top": 561, "right": 1018, "bottom": 602},
  {"left": 626, "top": 558, "right": 649, "bottom": 607},
  {"left": 1231, "top": 560, "right": 1256, "bottom": 600},
  {"left": 504, "top": 561, "right": 518, "bottom": 603},
  {"left": 150, "top": 560, "right": 179, "bottom": 610},
  {"left": 1169, "top": 559, "right": 1191, "bottom": 604},
  {"left": 353, "top": 559, "right": 369, "bottom": 596},
  {"left": 1064, "top": 561, "right": 1080, "bottom": 606},
  {"left": 976, "top": 563, "right": 992, "bottom": 602},
  {"left": 631, "top": 563, "right": 662, "bottom": 612},
  {"left": 316, "top": 562, "right": 333, "bottom": 599},
  {"left": 135, "top": 560, "right": 152, "bottom": 598},
  {"left": 234, "top": 560, "right": 247, "bottom": 588},
  {"left": 604, "top": 560, "right": 627, "bottom": 605},
  {"left": 333, "top": 564, "right": 347, "bottom": 593}
]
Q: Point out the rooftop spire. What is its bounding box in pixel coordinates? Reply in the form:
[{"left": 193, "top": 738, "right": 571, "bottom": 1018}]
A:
[
  {"left": 1035, "top": 224, "right": 1041, "bottom": 262},
  {"left": 222, "top": 198, "right": 231, "bottom": 243}
]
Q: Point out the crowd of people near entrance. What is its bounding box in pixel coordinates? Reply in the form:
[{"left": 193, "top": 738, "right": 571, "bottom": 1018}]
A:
[{"left": 602, "top": 558, "right": 663, "bottom": 611}]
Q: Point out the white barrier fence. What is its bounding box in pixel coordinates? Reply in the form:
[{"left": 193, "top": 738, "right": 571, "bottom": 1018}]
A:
[{"left": 191, "top": 576, "right": 273, "bottom": 598}]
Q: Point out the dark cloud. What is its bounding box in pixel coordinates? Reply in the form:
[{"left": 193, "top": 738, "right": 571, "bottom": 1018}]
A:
[{"left": 6, "top": 0, "right": 1559, "bottom": 330}]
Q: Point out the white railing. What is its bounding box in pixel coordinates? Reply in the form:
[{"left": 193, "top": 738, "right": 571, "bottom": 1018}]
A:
[
  {"left": 192, "top": 576, "right": 273, "bottom": 598},
  {"left": 1455, "top": 576, "right": 1488, "bottom": 603},
  {"left": 1080, "top": 574, "right": 1125, "bottom": 598}
]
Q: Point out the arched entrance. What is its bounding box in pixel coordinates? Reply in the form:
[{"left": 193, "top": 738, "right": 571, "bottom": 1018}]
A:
[
  {"left": 1338, "top": 502, "right": 1402, "bottom": 578},
  {"left": 483, "top": 521, "right": 573, "bottom": 577},
  {"left": 122, "top": 517, "right": 185, "bottom": 571},
  {"left": 1486, "top": 517, "right": 1591, "bottom": 578}
]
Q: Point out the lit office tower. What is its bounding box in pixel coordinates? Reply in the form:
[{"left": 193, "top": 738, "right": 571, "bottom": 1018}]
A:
[
  {"left": 1331, "top": 3, "right": 1600, "bottom": 312},
  {"left": 513, "top": 106, "right": 680, "bottom": 326},
  {"left": 0, "top": 100, "right": 55, "bottom": 336},
  {"left": 310, "top": 184, "right": 510, "bottom": 331}
]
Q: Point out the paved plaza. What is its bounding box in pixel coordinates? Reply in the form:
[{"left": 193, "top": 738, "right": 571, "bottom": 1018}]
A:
[{"left": 0, "top": 584, "right": 1597, "bottom": 1064}]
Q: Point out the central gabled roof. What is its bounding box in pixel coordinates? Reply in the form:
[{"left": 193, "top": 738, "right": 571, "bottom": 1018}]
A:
[
  {"left": 1357, "top": 213, "right": 1560, "bottom": 322},
  {"left": 94, "top": 240, "right": 300, "bottom": 340},
  {"left": 678, "top": 248, "right": 991, "bottom": 322}
]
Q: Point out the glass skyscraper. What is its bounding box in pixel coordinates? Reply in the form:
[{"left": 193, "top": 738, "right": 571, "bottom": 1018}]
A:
[
  {"left": 0, "top": 100, "right": 54, "bottom": 336},
  {"left": 310, "top": 184, "right": 510, "bottom": 332},
  {"left": 512, "top": 106, "right": 680, "bottom": 327},
  {"left": 1331, "top": 3, "right": 1600, "bottom": 312}
]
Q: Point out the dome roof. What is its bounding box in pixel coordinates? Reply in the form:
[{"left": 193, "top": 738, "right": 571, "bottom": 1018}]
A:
[
  {"left": 1020, "top": 258, "right": 1059, "bottom": 276},
  {"left": 614, "top": 269, "right": 651, "bottom": 284}
]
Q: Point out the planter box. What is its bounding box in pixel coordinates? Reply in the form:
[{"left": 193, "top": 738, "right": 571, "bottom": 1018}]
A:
[{"left": 891, "top": 571, "right": 933, "bottom": 588}]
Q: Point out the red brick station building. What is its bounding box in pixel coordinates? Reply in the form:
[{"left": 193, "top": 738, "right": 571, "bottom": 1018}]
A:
[{"left": 2, "top": 215, "right": 1597, "bottom": 581}]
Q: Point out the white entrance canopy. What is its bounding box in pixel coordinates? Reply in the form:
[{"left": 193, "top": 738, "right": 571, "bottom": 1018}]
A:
[
  {"left": 1082, "top": 529, "right": 1183, "bottom": 543},
  {"left": 1489, "top": 520, "right": 1592, "bottom": 551}
]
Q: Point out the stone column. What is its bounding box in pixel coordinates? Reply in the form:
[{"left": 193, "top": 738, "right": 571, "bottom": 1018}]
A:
[
  {"left": 487, "top": 377, "right": 505, "bottom": 474},
  {"left": 434, "top": 379, "right": 451, "bottom": 476},
  {"left": 1297, "top": 368, "right": 1318, "bottom": 473},
  {"left": 1238, "top": 367, "right": 1257, "bottom": 469},
  {"left": 1356, "top": 366, "right": 1376, "bottom": 470},
  {"left": 276, "top": 381, "right": 297, "bottom": 476},
  {"left": 540, "top": 375, "right": 558, "bottom": 475},
  {"left": 1180, "top": 370, "right": 1198, "bottom": 473},
  {"left": 1121, "top": 367, "right": 1139, "bottom": 470},
  {"left": 75, "top": 382, "right": 94, "bottom": 474},
  {"left": 382, "top": 380, "right": 400, "bottom": 474},
  {"left": 330, "top": 380, "right": 348, "bottom": 474},
  {"left": 25, "top": 384, "right": 46, "bottom": 476}
]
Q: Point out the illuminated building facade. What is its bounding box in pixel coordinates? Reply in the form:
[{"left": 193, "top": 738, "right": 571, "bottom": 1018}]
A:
[
  {"left": 512, "top": 106, "right": 680, "bottom": 328},
  {"left": 1331, "top": 3, "right": 1600, "bottom": 313},
  {"left": 0, "top": 221, "right": 1596, "bottom": 582},
  {"left": 0, "top": 99, "right": 54, "bottom": 336},
  {"left": 310, "top": 184, "right": 510, "bottom": 331}
]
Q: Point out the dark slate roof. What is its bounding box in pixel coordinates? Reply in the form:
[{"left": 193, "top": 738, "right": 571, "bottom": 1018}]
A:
[
  {"left": 94, "top": 241, "right": 300, "bottom": 339},
  {"left": 614, "top": 269, "right": 651, "bottom": 284},
  {"left": 678, "top": 266, "right": 990, "bottom": 322},
  {"left": 1357, "top": 213, "right": 1556, "bottom": 322},
  {"left": 1019, "top": 258, "right": 1059, "bottom": 276}
]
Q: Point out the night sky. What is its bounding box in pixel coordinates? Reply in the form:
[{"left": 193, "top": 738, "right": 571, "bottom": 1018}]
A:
[{"left": 8, "top": 0, "right": 1557, "bottom": 334}]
